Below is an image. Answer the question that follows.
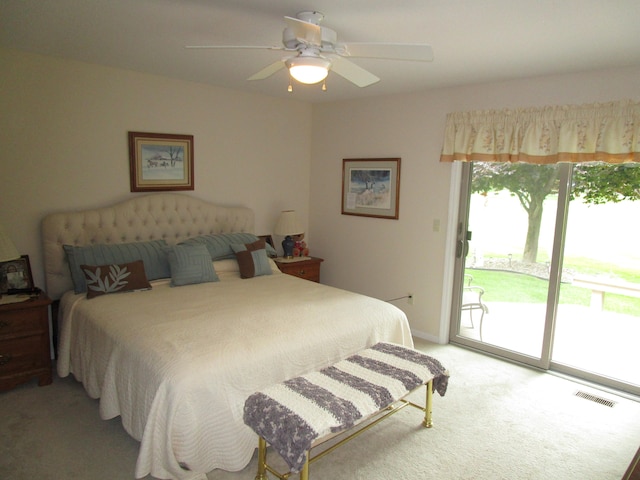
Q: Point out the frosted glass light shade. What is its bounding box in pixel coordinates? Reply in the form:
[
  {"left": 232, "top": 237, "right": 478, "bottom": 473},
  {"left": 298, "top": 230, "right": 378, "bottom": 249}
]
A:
[{"left": 286, "top": 56, "right": 330, "bottom": 84}]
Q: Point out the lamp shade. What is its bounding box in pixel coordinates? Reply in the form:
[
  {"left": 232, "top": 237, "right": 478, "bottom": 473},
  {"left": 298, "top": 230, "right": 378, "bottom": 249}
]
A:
[
  {"left": 274, "top": 210, "right": 303, "bottom": 236},
  {"left": 274, "top": 210, "right": 304, "bottom": 259},
  {"left": 286, "top": 56, "right": 331, "bottom": 84},
  {"left": 0, "top": 222, "right": 20, "bottom": 262}
]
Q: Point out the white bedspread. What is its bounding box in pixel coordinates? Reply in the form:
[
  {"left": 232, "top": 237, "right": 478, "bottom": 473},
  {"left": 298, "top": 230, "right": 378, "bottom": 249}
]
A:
[{"left": 57, "top": 264, "right": 412, "bottom": 480}]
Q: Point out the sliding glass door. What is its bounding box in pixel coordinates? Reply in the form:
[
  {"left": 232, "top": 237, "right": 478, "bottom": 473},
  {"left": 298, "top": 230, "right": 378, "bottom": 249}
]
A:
[
  {"left": 552, "top": 164, "right": 640, "bottom": 391},
  {"left": 450, "top": 162, "right": 640, "bottom": 395}
]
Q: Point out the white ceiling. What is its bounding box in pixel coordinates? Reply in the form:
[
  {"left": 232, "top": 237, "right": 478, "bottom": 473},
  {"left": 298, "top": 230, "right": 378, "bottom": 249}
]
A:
[{"left": 2, "top": 0, "right": 640, "bottom": 103}]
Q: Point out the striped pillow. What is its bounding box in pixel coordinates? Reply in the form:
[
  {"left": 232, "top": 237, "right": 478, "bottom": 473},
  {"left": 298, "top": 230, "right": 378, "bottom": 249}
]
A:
[
  {"left": 179, "top": 233, "right": 261, "bottom": 260},
  {"left": 165, "top": 244, "right": 219, "bottom": 287},
  {"left": 64, "top": 240, "right": 170, "bottom": 293},
  {"left": 180, "top": 233, "right": 277, "bottom": 260}
]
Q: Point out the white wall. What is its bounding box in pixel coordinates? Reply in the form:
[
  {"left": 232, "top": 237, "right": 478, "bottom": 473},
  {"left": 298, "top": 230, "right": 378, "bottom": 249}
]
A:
[
  {"left": 0, "top": 48, "right": 312, "bottom": 289},
  {"left": 309, "top": 66, "right": 640, "bottom": 341},
  {"left": 3, "top": 46, "right": 639, "bottom": 343}
]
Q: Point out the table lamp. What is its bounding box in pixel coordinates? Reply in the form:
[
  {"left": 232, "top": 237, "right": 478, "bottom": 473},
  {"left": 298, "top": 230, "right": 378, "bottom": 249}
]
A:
[{"left": 274, "top": 210, "right": 303, "bottom": 259}]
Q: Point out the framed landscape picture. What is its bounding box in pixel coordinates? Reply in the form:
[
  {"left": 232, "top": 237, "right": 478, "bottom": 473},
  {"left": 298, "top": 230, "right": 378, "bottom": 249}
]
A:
[
  {"left": 128, "top": 131, "right": 194, "bottom": 192},
  {"left": 342, "top": 158, "right": 401, "bottom": 219}
]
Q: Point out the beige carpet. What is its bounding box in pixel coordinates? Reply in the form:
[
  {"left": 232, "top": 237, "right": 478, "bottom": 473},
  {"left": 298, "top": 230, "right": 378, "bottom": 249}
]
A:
[{"left": 1, "top": 339, "right": 639, "bottom": 480}]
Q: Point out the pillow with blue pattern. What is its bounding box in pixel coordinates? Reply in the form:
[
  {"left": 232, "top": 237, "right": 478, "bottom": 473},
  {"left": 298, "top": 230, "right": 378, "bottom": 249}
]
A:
[
  {"left": 165, "top": 244, "right": 219, "bottom": 287},
  {"left": 180, "top": 233, "right": 277, "bottom": 260},
  {"left": 231, "top": 240, "right": 272, "bottom": 279},
  {"left": 64, "top": 239, "right": 170, "bottom": 293}
]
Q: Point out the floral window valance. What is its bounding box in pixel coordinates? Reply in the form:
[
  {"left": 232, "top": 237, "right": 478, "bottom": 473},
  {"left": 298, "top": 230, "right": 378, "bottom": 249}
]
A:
[{"left": 440, "top": 100, "right": 640, "bottom": 164}]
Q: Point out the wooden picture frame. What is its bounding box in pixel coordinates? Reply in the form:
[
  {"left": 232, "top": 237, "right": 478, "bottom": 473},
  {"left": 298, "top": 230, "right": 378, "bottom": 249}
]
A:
[
  {"left": 0, "top": 255, "right": 34, "bottom": 293},
  {"left": 257, "top": 235, "right": 277, "bottom": 257},
  {"left": 257, "top": 235, "right": 275, "bottom": 249},
  {"left": 342, "top": 158, "right": 401, "bottom": 219},
  {"left": 128, "top": 131, "right": 194, "bottom": 192}
]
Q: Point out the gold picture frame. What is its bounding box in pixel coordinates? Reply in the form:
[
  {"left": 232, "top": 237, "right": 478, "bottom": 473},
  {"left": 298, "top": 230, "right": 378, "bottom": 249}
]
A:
[
  {"left": 129, "top": 131, "right": 194, "bottom": 192},
  {"left": 342, "top": 158, "right": 401, "bottom": 219}
]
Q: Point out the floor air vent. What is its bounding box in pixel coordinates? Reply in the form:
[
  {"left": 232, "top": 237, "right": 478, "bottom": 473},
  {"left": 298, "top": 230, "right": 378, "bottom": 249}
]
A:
[{"left": 574, "top": 390, "right": 617, "bottom": 408}]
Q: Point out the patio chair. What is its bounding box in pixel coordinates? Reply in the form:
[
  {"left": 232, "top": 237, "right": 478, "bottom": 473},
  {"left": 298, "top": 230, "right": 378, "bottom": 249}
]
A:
[{"left": 462, "top": 274, "right": 489, "bottom": 340}]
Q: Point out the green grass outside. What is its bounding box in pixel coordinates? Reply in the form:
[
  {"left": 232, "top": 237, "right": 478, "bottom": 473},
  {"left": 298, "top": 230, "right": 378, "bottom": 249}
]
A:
[
  {"left": 562, "top": 256, "right": 640, "bottom": 283},
  {"left": 466, "top": 267, "right": 640, "bottom": 316}
]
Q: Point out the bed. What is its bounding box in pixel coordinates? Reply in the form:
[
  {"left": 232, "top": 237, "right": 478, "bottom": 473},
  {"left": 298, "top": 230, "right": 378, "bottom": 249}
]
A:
[{"left": 42, "top": 193, "right": 413, "bottom": 480}]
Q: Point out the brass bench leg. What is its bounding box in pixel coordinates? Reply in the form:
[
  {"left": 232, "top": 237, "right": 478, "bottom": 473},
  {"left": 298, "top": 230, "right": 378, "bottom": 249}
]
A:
[
  {"left": 423, "top": 379, "right": 433, "bottom": 428},
  {"left": 255, "top": 436, "right": 268, "bottom": 480},
  {"left": 299, "top": 451, "right": 309, "bottom": 480},
  {"left": 255, "top": 379, "right": 436, "bottom": 479}
]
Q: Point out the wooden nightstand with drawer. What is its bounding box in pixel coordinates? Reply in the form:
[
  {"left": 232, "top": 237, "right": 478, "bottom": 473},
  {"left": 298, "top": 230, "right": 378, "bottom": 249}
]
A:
[
  {"left": 0, "top": 291, "right": 53, "bottom": 391},
  {"left": 274, "top": 257, "right": 324, "bottom": 283}
]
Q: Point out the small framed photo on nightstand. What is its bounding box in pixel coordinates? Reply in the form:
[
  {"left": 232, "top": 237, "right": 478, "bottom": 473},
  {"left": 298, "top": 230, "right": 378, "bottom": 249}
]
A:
[
  {"left": 0, "top": 255, "right": 34, "bottom": 294},
  {"left": 257, "top": 235, "right": 277, "bottom": 257}
]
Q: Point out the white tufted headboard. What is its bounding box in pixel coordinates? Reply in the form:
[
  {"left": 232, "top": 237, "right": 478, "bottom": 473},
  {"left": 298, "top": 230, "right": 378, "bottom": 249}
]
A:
[{"left": 42, "top": 193, "right": 255, "bottom": 300}]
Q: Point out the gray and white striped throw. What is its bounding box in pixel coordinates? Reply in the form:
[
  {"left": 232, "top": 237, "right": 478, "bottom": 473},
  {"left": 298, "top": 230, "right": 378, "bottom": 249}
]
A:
[{"left": 243, "top": 342, "right": 449, "bottom": 472}]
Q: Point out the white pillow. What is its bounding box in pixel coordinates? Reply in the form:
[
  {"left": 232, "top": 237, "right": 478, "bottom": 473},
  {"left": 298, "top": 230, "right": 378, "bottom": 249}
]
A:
[
  {"left": 212, "top": 258, "right": 240, "bottom": 273},
  {"left": 213, "top": 258, "right": 281, "bottom": 275}
]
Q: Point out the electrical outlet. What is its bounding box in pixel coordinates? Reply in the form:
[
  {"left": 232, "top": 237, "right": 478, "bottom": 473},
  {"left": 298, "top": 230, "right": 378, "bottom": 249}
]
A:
[{"left": 408, "top": 293, "right": 414, "bottom": 305}]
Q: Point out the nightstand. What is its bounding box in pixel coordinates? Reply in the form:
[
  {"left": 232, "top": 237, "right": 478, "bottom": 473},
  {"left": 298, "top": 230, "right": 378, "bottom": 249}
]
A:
[
  {"left": 274, "top": 257, "right": 324, "bottom": 283},
  {"left": 0, "top": 291, "right": 53, "bottom": 391}
]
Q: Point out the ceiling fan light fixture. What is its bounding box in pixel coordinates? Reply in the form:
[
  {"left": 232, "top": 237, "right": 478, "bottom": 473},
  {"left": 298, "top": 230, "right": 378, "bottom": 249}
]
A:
[{"left": 286, "top": 56, "right": 331, "bottom": 84}]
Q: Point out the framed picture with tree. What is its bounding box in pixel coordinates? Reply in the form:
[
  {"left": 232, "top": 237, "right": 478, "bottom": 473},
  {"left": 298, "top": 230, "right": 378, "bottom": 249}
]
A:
[
  {"left": 342, "top": 158, "right": 401, "bottom": 219},
  {"left": 128, "top": 131, "right": 194, "bottom": 192}
]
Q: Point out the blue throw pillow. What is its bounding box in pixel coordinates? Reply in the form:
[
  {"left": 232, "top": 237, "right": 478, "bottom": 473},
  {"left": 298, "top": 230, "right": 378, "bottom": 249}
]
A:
[
  {"left": 180, "top": 232, "right": 277, "bottom": 260},
  {"left": 64, "top": 239, "right": 170, "bottom": 293},
  {"left": 165, "top": 244, "right": 219, "bottom": 287}
]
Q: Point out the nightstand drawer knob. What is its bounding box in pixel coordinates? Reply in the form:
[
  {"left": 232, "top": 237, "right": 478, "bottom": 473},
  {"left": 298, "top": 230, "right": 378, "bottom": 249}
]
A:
[
  {"left": 0, "top": 320, "right": 9, "bottom": 329},
  {"left": 299, "top": 270, "right": 305, "bottom": 275},
  {"left": 0, "top": 354, "right": 12, "bottom": 366}
]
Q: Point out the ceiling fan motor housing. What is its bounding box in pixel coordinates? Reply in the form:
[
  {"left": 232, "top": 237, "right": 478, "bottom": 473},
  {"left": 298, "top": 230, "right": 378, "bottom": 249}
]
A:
[
  {"left": 283, "top": 26, "right": 338, "bottom": 50},
  {"left": 296, "top": 11, "right": 324, "bottom": 24},
  {"left": 321, "top": 27, "right": 337, "bottom": 49},
  {"left": 282, "top": 10, "right": 337, "bottom": 52},
  {"left": 282, "top": 28, "right": 300, "bottom": 49}
]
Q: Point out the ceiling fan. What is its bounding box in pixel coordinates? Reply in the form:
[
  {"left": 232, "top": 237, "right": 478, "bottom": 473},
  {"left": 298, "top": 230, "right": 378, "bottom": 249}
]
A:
[{"left": 185, "top": 11, "right": 433, "bottom": 88}]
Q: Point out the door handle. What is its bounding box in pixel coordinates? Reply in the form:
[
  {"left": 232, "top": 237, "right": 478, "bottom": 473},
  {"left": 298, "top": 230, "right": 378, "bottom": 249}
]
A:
[
  {"left": 456, "top": 231, "right": 472, "bottom": 258},
  {"left": 464, "top": 231, "right": 472, "bottom": 257}
]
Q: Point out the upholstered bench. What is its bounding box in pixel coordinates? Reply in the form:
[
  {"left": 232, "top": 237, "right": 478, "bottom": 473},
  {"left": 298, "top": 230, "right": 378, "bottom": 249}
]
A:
[{"left": 243, "top": 342, "right": 449, "bottom": 480}]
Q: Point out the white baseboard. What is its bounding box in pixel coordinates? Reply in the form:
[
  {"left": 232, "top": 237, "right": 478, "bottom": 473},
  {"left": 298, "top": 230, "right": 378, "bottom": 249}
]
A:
[{"left": 411, "top": 329, "right": 444, "bottom": 344}]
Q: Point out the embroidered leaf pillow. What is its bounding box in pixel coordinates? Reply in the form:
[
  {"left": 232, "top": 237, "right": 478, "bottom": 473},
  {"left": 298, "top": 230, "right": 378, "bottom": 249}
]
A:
[{"left": 81, "top": 260, "right": 152, "bottom": 299}]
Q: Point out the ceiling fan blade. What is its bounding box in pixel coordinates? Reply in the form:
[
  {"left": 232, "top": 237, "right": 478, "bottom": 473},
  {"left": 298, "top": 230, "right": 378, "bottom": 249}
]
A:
[
  {"left": 340, "top": 43, "right": 434, "bottom": 62},
  {"left": 185, "top": 45, "right": 285, "bottom": 51},
  {"left": 247, "top": 60, "right": 285, "bottom": 81},
  {"left": 284, "top": 16, "right": 322, "bottom": 45},
  {"left": 329, "top": 56, "right": 380, "bottom": 88}
]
